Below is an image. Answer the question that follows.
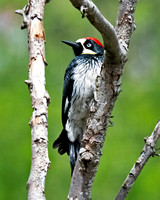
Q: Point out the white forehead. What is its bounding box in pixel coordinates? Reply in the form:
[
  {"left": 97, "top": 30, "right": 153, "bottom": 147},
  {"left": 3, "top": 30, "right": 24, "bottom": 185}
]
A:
[{"left": 76, "top": 38, "right": 86, "bottom": 45}]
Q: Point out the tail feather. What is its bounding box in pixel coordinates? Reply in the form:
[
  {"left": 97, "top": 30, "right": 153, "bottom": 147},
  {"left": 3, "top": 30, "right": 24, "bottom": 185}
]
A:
[
  {"left": 69, "top": 141, "right": 80, "bottom": 175},
  {"left": 53, "top": 129, "right": 80, "bottom": 175},
  {"left": 53, "top": 129, "right": 69, "bottom": 155}
]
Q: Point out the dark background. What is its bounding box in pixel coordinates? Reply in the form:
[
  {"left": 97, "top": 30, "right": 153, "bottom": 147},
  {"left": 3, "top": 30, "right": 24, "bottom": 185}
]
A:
[{"left": 0, "top": 0, "right": 160, "bottom": 199}]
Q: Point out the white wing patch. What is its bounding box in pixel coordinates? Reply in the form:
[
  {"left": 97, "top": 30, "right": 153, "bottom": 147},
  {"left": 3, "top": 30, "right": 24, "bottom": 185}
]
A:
[{"left": 64, "top": 97, "right": 69, "bottom": 113}]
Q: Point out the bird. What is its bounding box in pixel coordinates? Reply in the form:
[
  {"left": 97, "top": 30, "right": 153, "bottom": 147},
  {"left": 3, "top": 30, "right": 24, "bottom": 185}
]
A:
[{"left": 53, "top": 37, "right": 104, "bottom": 174}]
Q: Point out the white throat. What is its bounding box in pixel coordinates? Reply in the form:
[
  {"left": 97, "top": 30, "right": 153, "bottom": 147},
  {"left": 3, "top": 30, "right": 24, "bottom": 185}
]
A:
[{"left": 82, "top": 49, "right": 96, "bottom": 55}]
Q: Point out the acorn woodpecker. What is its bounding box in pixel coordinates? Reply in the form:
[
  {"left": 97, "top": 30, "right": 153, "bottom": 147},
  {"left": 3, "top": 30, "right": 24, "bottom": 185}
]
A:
[{"left": 53, "top": 37, "right": 104, "bottom": 173}]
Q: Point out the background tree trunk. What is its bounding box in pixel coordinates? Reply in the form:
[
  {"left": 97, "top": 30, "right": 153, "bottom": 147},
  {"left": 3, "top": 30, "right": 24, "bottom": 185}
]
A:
[{"left": 16, "top": 0, "right": 50, "bottom": 199}]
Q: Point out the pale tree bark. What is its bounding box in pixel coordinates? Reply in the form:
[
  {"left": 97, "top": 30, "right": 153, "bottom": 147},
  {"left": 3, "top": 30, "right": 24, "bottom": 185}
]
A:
[
  {"left": 16, "top": 0, "right": 50, "bottom": 199},
  {"left": 115, "top": 120, "right": 160, "bottom": 200},
  {"left": 68, "top": 1, "right": 138, "bottom": 200}
]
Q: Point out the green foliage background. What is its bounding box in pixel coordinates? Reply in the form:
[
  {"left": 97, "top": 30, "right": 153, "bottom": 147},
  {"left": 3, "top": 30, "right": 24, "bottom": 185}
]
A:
[{"left": 0, "top": 0, "right": 160, "bottom": 199}]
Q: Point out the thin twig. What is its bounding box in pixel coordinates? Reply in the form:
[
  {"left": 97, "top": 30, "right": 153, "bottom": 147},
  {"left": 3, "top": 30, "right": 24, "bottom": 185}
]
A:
[{"left": 115, "top": 120, "right": 160, "bottom": 200}]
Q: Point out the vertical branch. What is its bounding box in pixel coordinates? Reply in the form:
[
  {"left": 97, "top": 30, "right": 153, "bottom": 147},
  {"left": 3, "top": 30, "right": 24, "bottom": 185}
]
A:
[
  {"left": 16, "top": 0, "right": 51, "bottom": 199},
  {"left": 115, "top": 0, "right": 138, "bottom": 53}
]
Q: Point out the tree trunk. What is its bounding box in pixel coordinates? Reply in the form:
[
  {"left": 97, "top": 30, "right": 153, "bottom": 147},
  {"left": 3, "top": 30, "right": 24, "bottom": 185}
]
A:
[{"left": 68, "top": 0, "right": 138, "bottom": 199}]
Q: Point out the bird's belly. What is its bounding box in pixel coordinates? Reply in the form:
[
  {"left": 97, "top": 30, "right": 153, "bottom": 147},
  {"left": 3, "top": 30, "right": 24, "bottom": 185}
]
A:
[
  {"left": 66, "top": 65, "right": 101, "bottom": 142},
  {"left": 71, "top": 97, "right": 90, "bottom": 120},
  {"left": 66, "top": 83, "right": 94, "bottom": 142},
  {"left": 72, "top": 78, "right": 95, "bottom": 118}
]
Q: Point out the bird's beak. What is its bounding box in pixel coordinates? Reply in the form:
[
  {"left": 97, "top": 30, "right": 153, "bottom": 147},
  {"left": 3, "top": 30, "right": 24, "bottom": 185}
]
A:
[
  {"left": 62, "top": 40, "right": 80, "bottom": 49},
  {"left": 61, "top": 40, "right": 83, "bottom": 56}
]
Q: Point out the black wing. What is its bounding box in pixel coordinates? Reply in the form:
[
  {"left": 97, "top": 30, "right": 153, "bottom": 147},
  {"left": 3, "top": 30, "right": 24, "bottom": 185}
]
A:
[
  {"left": 53, "top": 59, "right": 76, "bottom": 154},
  {"left": 61, "top": 61, "right": 75, "bottom": 127}
]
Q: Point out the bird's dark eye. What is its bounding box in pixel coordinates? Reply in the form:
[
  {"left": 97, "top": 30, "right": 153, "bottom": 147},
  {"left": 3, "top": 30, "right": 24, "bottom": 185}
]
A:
[
  {"left": 86, "top": 42, "right": 92, "bottom": 48},
  {"left": 84, "top": 41, "right": 93, "bottom": 49}
]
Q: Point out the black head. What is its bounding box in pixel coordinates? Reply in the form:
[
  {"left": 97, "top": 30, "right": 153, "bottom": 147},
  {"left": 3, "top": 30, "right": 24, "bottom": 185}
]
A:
[{"left": 62, "top": 37, "right": 104, "bottom": 56}]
